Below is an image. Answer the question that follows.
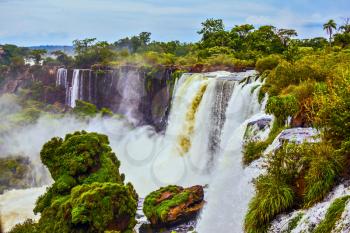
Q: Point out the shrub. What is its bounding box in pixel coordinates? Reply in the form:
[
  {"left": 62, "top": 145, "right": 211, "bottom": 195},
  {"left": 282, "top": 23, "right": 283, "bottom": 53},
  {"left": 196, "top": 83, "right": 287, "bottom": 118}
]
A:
[
  {"left": 255, "top": 55, "right": 281, "bottom": 73},
  {"left": 266, "top": 94, "right": 299, "bottom": 125},
  {"left": 8, "top": 219, "right": 38, "bottom": 233},
  {"left": 72, "top": 100, "right": 98, "bottom": 118}
]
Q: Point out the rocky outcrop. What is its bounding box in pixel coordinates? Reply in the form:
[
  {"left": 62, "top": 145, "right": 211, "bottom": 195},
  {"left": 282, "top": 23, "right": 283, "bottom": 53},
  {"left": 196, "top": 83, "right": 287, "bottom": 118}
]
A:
[
  {"left": 278, "top": 127, "right": 320, "bottom": 144},
  {"left": 10, "top": 131, "right": 138, "bottom": 233},
  {"left": 143, "top": 185, "right": 204, "bottom": 228}
]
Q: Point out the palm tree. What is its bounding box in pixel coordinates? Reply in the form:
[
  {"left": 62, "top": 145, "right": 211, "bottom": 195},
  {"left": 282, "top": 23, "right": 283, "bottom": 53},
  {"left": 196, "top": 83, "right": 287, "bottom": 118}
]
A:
[{"left": 323, "top": 19, "right": 337, "bottom": 45}]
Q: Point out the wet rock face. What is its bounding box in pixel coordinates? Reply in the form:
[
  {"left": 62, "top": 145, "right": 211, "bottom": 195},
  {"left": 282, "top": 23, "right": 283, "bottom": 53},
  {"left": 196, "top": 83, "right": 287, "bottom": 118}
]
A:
[
  {"left": 143, "top": 185, "right": 204, "bottom": 228},
  {"left": 244, "top": 116, "right": 273, "bottom": 142},
  {"left": 278, "top": 127, "right": 320, "bottom": 144}
]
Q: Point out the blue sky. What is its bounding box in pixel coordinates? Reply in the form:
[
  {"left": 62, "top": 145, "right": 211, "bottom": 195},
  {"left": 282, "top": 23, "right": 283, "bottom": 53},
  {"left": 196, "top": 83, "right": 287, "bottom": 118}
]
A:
[{"left": 0, "top": 0, "right": 349, "bottom": 46}]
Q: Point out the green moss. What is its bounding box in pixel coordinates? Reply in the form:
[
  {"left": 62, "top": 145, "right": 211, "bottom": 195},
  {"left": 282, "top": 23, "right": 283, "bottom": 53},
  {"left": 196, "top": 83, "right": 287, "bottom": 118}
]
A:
[
  {"left": 35, "top": 182, "right": 137, "bottom": 233},
  {"left": 143, "top": 185, "right": 190, "bottom": 224},
  {"left": 242, "top": 140, "right": 269, "bottom": 165},
  {"left": 313, "top": 195, "right": 350, "bottom": 233},
  {"left": 15, "top": 131, "right": 139, "bottom": 233}
]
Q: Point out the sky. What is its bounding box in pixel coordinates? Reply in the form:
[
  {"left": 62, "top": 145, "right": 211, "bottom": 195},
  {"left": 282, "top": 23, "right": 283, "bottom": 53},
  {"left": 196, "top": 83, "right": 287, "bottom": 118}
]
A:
[{"left": 0, "top": 0, "right": 349, "bottom": 46}]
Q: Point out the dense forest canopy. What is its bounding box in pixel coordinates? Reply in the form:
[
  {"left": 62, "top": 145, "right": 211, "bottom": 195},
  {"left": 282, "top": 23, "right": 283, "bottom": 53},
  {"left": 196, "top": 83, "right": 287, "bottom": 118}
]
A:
[{"left": 1, "top": 18, "right": 349, "bottom": 71}]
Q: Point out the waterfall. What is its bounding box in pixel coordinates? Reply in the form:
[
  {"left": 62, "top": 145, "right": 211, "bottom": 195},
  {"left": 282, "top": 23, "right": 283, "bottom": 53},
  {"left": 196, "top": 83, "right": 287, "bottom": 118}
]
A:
[
  {"left": 0, "top": 70, "right": 269, "bottom": 232},
  {"left": 196, "top": 74, "right": 267, "bottom": 233},
  {"left": 55, "top": 68, "right": 67, "bottom": 87},
  {"left": 116, "top": 68, "right": 146, "bottom": 125},
  {"left": 69, "top": 69, "right": 81, "bottom": 108}
]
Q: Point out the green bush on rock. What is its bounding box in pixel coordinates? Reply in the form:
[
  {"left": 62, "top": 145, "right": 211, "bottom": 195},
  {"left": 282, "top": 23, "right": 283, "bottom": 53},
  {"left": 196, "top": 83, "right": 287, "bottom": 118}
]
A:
[
  {"left": 0, "top": 156, "right": 35, "bottom": 194},
  {"left": 10, "top": 131, "right": 138, "bottom": 233}
]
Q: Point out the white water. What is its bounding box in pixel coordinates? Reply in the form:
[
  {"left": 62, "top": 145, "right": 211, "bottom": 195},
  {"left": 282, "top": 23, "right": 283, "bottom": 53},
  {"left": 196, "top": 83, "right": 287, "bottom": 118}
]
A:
[
  {"left": 55, "top": 68, "right": 67, "bottom": 87},
  {"left": 0, "top": 70, "right": 269, "bottom": 232},
  {"left": 196, "top": 77, "right": 268, "bottom": 233},
  {"left": 116, "top": 69, "right": 146, "bottom": 125},
  {"left": 69, "top": 69, "right": 81, "bottom": 108}
]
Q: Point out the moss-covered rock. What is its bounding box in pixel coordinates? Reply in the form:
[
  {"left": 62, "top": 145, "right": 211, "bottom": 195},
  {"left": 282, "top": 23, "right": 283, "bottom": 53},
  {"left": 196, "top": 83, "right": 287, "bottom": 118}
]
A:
[
  {"left": 36, "top": 182, "right": 137, "bottom": 233},
  {"left": 0, "top": 156, "right": 35, "bottom": 194},
  {"left": 143, "top": 185, "right": 204, "bottom": 227},
  {"left": 10, "top": 131, "right": 138, "bottom": 233}
]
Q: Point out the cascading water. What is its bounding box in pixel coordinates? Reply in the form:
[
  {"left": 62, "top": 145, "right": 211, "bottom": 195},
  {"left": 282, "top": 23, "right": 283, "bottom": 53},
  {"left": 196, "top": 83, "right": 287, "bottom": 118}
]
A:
[
  {"left": 116, "top": 68, "right": 145, "bottom": 125},
  {"left": 69, "top": 69, "right": 81, "bottom": 107},
  {"left": 55, "top": 68, "right": 67, "bottom": 87},
  {"left": 0, "top": 70, "right": 270, "bottom": 232}
]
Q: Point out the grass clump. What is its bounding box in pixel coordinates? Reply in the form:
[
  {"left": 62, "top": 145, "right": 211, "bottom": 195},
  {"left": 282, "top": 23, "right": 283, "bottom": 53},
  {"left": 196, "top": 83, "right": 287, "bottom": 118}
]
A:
[
  {"left": 245, "top": 175, "right": 295, "bottom": 233},
  {"left": 313, "top": 195, "right": 350, "bottom": 233},
  {"left": 282, "top": 212, "right": 304, "bottom": 233}
]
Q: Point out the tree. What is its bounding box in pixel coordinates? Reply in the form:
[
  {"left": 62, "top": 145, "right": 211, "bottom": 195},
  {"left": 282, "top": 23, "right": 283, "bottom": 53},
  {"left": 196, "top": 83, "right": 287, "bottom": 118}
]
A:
[
  {"left": 73, "top": 38, "right": 97, "bottom": 54},
  {"left": 231, "top": 24, "right": 254, "bottom": 38},
  {"left": 198, "top": 18, "right": 225, "bottom": 41},
  {"left": 323, "top": 19, "right": 337, "bottom": 44},
  {"left": 29, "top": 49, "right": 47, "bottom": 64},
  {"left": 339, "top": 18, "right": 350, "bottom": 33},
  {"left": 139, "top": 32, "right": 151, "bottom": 45},
  {"left": 51, "top": 50, "right": 73, "bottom": 66},
  {"left": 277, "top": 29, "right": 298, "bottom": 47}
]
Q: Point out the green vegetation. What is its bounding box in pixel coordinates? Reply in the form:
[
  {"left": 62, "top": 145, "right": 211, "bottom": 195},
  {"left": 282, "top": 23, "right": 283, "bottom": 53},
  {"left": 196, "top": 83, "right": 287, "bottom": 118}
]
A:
[
  {"left": 9, "top": 131, "right": 138, "bottom": 233},
  {"left": 0, "top": 156, "right": 34, "bottom": 194},
  {"left": 143, "top": 185, "right": 204, "bottom": 226},
  {"left": 143, "top": 185, "right": 188, "bottom": 224},
  {"left": 282, "top": 213, "right": 304, "bottom": 233},
  {"left": 245, "top": 175, "right": 294, "bottom": 233},
  {"left": 243, "top": 121, "right": 284, "bottom": 165},
  {"left": 1, "top": 17, "right": 350, "bottom": 233},
  {"left": 313, "top": 196, "right": 350, "bottom": 233},
  {"left": 266, "top": 95, "right": 299, "bottom": 125},
  {"left": 245, "top": 142, "right": 344, "bottom": 232}
]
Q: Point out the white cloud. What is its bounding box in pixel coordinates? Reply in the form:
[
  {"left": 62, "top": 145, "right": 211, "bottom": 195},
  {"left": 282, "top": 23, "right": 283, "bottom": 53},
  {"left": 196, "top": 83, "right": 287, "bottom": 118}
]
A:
[{"left": 0, "top": 0, "right": 349, "bottom": 45}]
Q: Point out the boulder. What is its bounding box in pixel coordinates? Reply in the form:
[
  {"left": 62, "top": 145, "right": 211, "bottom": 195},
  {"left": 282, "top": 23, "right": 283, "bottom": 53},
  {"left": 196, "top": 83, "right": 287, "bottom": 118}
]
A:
[
  {"left": 143, "top": 185, "right": 204, "bottom": 227},
  {"left": 10, "top": 131, "right": 138, "bottom": 233}
]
